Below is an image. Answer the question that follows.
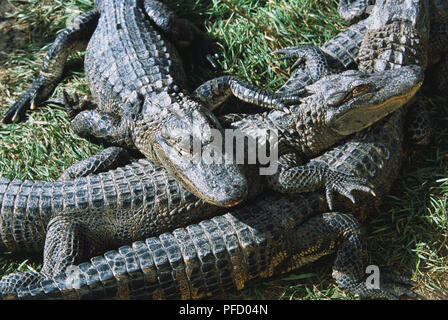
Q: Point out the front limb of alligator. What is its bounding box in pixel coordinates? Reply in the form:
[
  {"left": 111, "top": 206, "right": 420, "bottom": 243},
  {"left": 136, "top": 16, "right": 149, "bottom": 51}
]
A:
[
  {"left": 193, "top": 75, "right": 302, "bottom": 112},
  {"left": 266, "top": 152, "right": 375, "bottom": 210},
  {"left": 8, "top": 195, "right": 415, "bottom": 300},
  {"left": 2, "top": 9, "right": 100, "bottom": 124},
  {"left": 69, "top": 109, "right": 135, "bottom": 149}
]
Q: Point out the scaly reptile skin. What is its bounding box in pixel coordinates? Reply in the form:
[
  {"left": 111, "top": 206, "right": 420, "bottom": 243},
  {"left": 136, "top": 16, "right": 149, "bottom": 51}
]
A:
[
  {"left": 1, "top": 97, "right": 414, "bottom": 299},
  {"left": 0, "top": 66, "right": 423, "bottom": 297},
  {"left": 0, "top": 0, "right": 432, "bottom": 299},
  {"left": 338, "top": 0, "right": 448, "bottom": 74},
  {"left": 17, "top": 0, "right": 431, "bottom": 300},
  {"left": 0, "top": 104, "right": 413, "bottom": 299},
  {"left": 277, "top": 0, "right": 437, "bottom": 209},
  {"left": 3, "top": 193, "right": 417, "bottom": 300},
  {"left": 2, "top": 0, "right": 277, "bottom": 207}
]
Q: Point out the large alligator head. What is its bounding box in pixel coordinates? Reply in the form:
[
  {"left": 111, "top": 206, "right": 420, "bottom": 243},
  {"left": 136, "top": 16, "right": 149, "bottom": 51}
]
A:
[
  {"left": 271, "top": 65, "right": 423, "bottom": 157},
  {"left": 132, "top": 91, "right": 248, "bottom": 207}
]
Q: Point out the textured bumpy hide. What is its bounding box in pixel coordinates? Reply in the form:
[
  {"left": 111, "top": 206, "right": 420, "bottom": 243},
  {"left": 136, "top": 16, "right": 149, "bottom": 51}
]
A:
[{"left": 358, "top": 22, "right": 428, "bottom": 72}]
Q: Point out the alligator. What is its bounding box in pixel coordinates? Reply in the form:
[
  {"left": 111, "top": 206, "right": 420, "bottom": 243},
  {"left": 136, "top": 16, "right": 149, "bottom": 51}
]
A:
[
  {"left": 6, "top": 0, "right": 437, "bottom": 300},
  {"left": 277, "top": 0, "right": 448, "bottom": 147},
  {"left": 1, "top": 0, "right": 310, "bottom": 207},
  {"left": 4, "top": 191, "right": 418, "bottom": 300},
  {"left": 0, "top": 65, "right": 423, "bottom": 298},
  {"left": 0, "top": 107, "right": 419, "bottom": 300},
  {"left": 0, "top": 0, "right": 437, "bottom": 299}
]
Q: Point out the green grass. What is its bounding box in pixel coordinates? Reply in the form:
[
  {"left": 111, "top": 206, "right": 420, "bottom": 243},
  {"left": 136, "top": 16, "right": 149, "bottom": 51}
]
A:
[{"left": 0, "top": 0, "right": 447, "bottom": 299}]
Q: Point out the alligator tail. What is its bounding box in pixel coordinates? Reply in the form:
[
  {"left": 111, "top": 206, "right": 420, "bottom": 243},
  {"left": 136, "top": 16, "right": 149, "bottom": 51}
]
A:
[{"left": 0, "top": 177, "right": 60, "bottom": 253}]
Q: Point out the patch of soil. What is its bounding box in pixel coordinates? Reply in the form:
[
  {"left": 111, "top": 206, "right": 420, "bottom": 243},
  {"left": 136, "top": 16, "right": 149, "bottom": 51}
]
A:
[{"left": 0, "top": 0, "right": 30, "bottom": 53}]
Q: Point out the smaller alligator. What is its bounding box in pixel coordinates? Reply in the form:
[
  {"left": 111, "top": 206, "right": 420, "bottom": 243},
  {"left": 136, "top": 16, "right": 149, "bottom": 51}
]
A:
[{"left": 193, "top": 65, "right": 422, "bottom": 208}]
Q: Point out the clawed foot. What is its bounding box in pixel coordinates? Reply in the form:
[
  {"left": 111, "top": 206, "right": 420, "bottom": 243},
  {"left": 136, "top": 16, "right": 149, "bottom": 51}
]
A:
[
  {"left": 261, "top": 91, "right": 305, "bottom": 114},
  {"left": 2, "top": 76, "right": 48, "bottom": 124},
  {"left": 62, "top": 90, "right": 92, "bottom": 120},
  {"left": 276, "top": 46, "right": 309, "bottom": 69},
  {"left": 324, "top": 169, "right": 376, "bottom": 210},
  {"left": 275, "top": 45, "right": 323, "bottom": 70},
  {"left": 43, "top": 90, "right": 92, "bottom": 121}
]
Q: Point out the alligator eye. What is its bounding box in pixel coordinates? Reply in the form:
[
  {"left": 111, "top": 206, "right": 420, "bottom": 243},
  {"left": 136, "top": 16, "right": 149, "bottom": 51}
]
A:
[
  {"left": 351, "top": 83, "right": 371, "bottom": 97},
  {"left": 327, "top": 91, "right": 352, "bottom": 106}
]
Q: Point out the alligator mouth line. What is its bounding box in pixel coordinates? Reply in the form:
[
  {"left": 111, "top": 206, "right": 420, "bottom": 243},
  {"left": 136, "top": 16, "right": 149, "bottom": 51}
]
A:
[
  {"left": 183, "top": 177, "right": 246, "bottom": 207},
  {"left": 171, "top": 166, "right": 246, "bottom": 207},
  {"left": 365, "top": 81, "right": 423, "bottom": 113}
]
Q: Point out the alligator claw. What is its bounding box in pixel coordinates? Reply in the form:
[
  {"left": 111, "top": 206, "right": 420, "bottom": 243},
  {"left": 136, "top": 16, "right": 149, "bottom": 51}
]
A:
[
  {"left": 275, "top": 45, "right": 329, "bottom": 81},
  {"left": 57, "top": 90, "right": 91, "bottom": 120},
  {"left": 193, "top": 33, "right": 222, "bottom": 71},
  {"left": 324, "top": 170, "right": 376, "bottom": 210},
  {"left": 3, "top": 95, "right": 33, "bottom": 124},
  {"left": 2, "top": 76, "right": 48, "bottom": 124},
  {"left": 275, "top": 46, "right": 306, "bottom": 67}
]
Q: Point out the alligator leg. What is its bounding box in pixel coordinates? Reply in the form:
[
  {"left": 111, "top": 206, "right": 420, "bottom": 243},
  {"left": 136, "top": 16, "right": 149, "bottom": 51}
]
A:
[
  {"left": 0, "top": 216, "right": 101, "bottom": 296},
  {"left": 142, "top": 0, "right": 220, "bottom": 69},
  {"left": 266, "top": 152, "right": 375, "bottom": 210},
  {"left": 70, "top": 110, "right": 134, "bottom": 148},
  {"left": 192, "top": 75, "right": 303, "bottom": 112},
  {"left": 2, "top": 9, "right": 100, "bottom": 124},
  {"left": 57, "top": 147, "right": 132, "bottom": 181},
  {"left": 317, "top": 212, "right": 417, "bottom": 299},
  {"left": 275, "top": 45, "right": 333, "bottom": 81},
  {"left": 193, "top": 46, "right": 339, "bottom": 112}
]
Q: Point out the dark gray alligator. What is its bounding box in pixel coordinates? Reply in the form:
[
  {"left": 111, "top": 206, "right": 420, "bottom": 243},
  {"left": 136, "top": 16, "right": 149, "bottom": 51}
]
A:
[
  {"left": 0, "top": 65, "right": 423, "bottom": 299},
  {"left": 1, "top": 0, "right": 438, "bottom": 300},
  {"left": 7, "top": 0, "right": 436, "bottom": 300},
  {"left": 278, "top": 0, "right": 448, "bottom": 147},
  {"left": 2, "top": 0, "right": 307, "bottom": 207}
]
